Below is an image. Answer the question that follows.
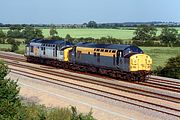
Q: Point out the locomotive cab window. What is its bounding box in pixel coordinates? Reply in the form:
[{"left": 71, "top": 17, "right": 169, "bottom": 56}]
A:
[{"left": 124, "top": 46, "right": 143, "bottom": 57}]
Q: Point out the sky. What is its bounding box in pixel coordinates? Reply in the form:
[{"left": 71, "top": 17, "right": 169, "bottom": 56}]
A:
[{"left": 0, "top": 0, "right": 180, "bottom": 24}]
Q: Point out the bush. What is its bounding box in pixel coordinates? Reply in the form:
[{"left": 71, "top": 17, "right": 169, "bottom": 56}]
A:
[
  {"left": 20, "top": 103, "right": 47, "bottom": 120},
  {"left": 0, "top": 61, "right": 9, "bottom": 79},
  {"left": 0, "top": 61, "right": 22, "bottom": 120},
  {"left": 71, "top": 106, "right": 94, "bottom": 120},
  {"left": 154, "top": 55, "right": 180, "bottom": 79},
  {"left": 47, "top": 107, "right": 71, "bottom": 120},
  {"left": 17, "top": 104, "right": 95, "bottom": 120}
]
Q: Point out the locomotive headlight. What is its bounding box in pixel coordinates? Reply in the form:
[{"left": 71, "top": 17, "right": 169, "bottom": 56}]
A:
[{"left": 147, "top": 59, "right": 152, "bottom": 64}]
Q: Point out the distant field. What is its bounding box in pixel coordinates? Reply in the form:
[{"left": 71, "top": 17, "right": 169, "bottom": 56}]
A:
[
  {"left": 141, "top": 47, "right": 180, "bottom": 69},
  {"left": 41, "top": 28, "right": 134, "bottom": 39},
  {"left": 0, "top": 44, "right": 179, "bottom": 70},
  {"left": 1, "top": 27, "right": 180, "bottom": 40}
]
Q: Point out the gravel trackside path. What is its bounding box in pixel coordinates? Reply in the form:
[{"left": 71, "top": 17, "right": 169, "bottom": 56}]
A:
[{"left": 6, "top": 71, "right": 179, "bottom": 120}]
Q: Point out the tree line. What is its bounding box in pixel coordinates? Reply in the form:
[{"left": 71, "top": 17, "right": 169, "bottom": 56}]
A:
[
  {"left": 132, "top": 25, "right": 180, "bottom": 47},
  {"left": 0, "top": 24, "right": 180, "bottom": 50},
  {"left": 1, "top": 21, "right": 180, "bottom": 28}
]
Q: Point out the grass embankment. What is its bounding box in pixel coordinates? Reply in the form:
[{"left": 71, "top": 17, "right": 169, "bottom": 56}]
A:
[{"left": 0, "top": 44, "right": 25, "bottom": 54}]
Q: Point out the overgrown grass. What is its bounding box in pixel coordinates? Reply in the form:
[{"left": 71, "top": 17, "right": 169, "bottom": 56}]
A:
[{"left": 19, "top": 103, "right": 95, "bottom": 120}]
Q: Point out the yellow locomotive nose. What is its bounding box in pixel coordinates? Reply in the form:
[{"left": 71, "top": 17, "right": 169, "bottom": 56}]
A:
[{"left": 130, "top": 54, "right": 152, "bottom": 72}]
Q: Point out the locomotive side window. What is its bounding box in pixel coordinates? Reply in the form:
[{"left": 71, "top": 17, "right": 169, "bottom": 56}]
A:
[
  {"left": 120, "top": 51, "right": 122, "bottom": 57},
  {"left": 30, "top": 46, "right": 34, "bottom": 53},
  {"left": 112, "top": 50, "right": 116, "bottom": 53},
  {"left": 100, "top": 49, "right": 104, "bottom": 52},
  {"left": 77, "top": 51, "right": 81, "bottom": 59},
  {"left": 53, "top": 48, "right": 57, "bottom": 57},
  {"left": 94, "top": 52, "right": 96, "bottom": 56},
  {"left": 113, "top": 55, "right": 115, "bottom": 65},
  {"left": 116, "top": 51, "right": 120, "bottom": 65},
  {"left": 97, "top": 53, "right": 100, "bottom": 63},
  {"left": 43, "top": 47, "right": 45, "bottom": 55}
]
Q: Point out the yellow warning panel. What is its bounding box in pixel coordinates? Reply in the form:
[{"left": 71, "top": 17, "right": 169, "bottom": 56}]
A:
[
  {"left": 34, "top": 47, "right": 38, "bottom": 56},
  {"left": 130, "top": 54, "right": 152, "bottom": 71}
]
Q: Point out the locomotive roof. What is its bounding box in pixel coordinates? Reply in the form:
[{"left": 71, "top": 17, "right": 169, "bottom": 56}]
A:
[
  {"left": 30, "top": 39, "right": 72, "bottom": 45},
  {"left": 76, "top": 42, "right": 141, "bottom": 51}
]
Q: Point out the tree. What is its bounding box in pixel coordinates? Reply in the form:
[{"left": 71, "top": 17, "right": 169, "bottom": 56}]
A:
[
  {"left": 49, "top": 25, "right": 58, "bottom": 37},
  {"left": 11, "top": 41, "right": 21, "bottom": 52},
  {"left": 6, "top": 38, "right": 21, "bottom": 52},
  {"left": 22, "top": 26, "right": 44, "bottom": 43},
  {"left": 159, "top": 27, "right": 178, "bottom": 47},
  {"left": 0, "top": 29, "right": 6, "bottom": 44},
  {"left": 0, "top": 61, "right": 21, "bottom": 119},
  {"left": 65, "top": 34, "right": 73, "bottom": 42},
  {"left": 132, "top": 25, "right": 157, "bottom": 41},
  {"left": 155, "top": 55, "right": 180, "bottom": 79},
  {"left": 22, "top": 26, "right": 36, "bottom": 43},
  {"left": 34, "top": 28, "right": 44, "bottom": 39},
  {"left": 7, "top": 29, "right": 22, "bottom": 38},
  {"left": 87, "top": 21, "right": 97, "bottom": 28},
  {"left": 9, "top": 25, "right": 23, "bottom": 31}
]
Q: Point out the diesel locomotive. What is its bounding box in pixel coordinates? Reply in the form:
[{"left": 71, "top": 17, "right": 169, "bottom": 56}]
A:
[{"left": 25, "top": 39, "right": 152, "bottom": 81}]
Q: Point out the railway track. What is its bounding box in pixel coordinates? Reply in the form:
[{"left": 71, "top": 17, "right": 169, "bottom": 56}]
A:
[
  {"left": 3, "top": 59, "right": 180, "bottom": 103},
  {"left": 2, "top": 61, "right": 180, "bottom": 117},
  {"left": 148, "top": 77, "right": 180, "bottom": 86},
  {"left": 1, "top": 52, "right": 180, "bottom": 117},
  {"left": 0, "top": 53, "right": 180, "bottom": 92}
]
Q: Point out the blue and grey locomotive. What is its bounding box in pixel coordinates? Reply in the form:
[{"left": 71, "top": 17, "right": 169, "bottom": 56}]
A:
[{"left": 25, "top": 39, "right": 152, "bottom": 81}]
